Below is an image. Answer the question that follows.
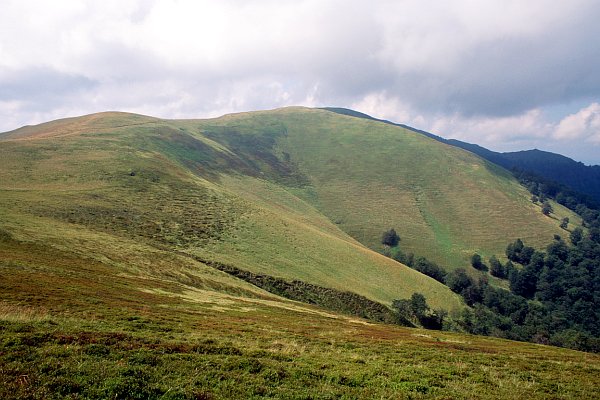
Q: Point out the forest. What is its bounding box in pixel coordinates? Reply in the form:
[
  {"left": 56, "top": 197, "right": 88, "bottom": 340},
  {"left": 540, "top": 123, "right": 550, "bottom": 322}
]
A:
[{"left": 385, "top": 225, "right": 600, "bottom": 352}]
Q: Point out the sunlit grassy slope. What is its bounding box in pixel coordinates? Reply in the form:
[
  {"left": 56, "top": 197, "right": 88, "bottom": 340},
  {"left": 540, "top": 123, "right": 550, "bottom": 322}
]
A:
[
  {"left": 1, "top": 109, "right": 597, "bottom": 398},
  {"left": 0, "top": 110, "right": 461, "bottom": 310},
  {"left": 0, "top": 107, "right": 578, "bottom": 306},
  {"left": 187, "top": 107, "right": 579, "bottom": 268},
  {"left": 2, "top": 237, "right": 598, "bottom": 399}
]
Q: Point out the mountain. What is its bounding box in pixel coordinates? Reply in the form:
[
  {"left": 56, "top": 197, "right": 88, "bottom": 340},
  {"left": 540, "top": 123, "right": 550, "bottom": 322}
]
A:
[
  {"left": 324, "top": 107, "right": 600, "bottom": 204},
  {"left": 1, "top": 108, "right": 598, "bottom": 398},
  {"left": 444, "top": 145, "right": 600, "bottom": 206},
  {"left": 0, "top": 107, "right": 578, "bottom": 306},
  {"left": 2, "top": 108, "right": 579, "bottom": 278},
  {"left": 0, "top": 110, "right": 463, "bottom": 311},
  {"left": 501, "top": 149, "right": 600, "bottom": 197}
]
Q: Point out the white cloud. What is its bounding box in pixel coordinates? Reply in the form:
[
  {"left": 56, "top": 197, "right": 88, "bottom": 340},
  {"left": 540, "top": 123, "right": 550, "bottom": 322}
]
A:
[
  {"left": 554, "top": 103, "right": 600, "bottom": 141},
  {"left": 430, "top": 109, "right": 552, "bottom": 146},
  {"left": 352, "top": 91, "right": 555, "bottom": 151},
  {"left": 1, "top": 0, "right": 600, "bottom": 162},
  {"left": 351, "top": 92, "right": 600, "bottom": 163}
]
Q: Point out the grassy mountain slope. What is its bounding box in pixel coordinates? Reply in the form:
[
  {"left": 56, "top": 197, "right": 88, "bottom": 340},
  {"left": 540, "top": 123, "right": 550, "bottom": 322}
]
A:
[
  {"left": 1, "top": 109, "right": 598, "bottom": 398},
  {"left": 326, "top": 107, "right": 600, "bottom": 204},
  {"left": 0, "top": 107, "right": 578, "bottom": 301},
  {"left": 0, "top": 111, "right": 461, "bottom": 310},
  {"left": 191, "top": 108, "right": 579, "bottom": 268}
]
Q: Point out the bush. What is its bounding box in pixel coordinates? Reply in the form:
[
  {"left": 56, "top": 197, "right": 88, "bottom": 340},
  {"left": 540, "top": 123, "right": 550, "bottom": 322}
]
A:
[
  {"left": 471, "top": 253, "right": 487, "bottom": 271},
  {"left": 542, "top": 201, "right": 553, "bottom": 215},
  {"left": 445, "top": 268, "right": 473, "bottom": 294},
  {"left": 413, "top": 257, "right": 446, "bottom": 283},
  {"left": 381, "top": 228, "right": 400, "bottom": 247},
  {"left": 489, "top": 256, "right": 506, "bottom": 278}
]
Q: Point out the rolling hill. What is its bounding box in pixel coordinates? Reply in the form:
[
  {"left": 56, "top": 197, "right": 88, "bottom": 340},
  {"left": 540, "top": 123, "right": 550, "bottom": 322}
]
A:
[
  {"left": 0, "top": 110, "right": 463, "bottom": 311},
  {"left": 324, "top": 107, "right": 600, "bottom": 204},
  {"left": 0, "top": 107, "right": 579, "bottom": 305},
  {"left": 184, "top": 107, "right": 578, "bottom": 268},
  {"left": 1, "top": 107, "right": 598, "bottom": 398}
]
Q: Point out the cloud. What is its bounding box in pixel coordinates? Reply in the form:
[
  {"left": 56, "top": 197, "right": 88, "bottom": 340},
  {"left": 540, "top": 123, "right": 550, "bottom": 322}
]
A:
[
  {"left": 1, "top": 0, "right": 600, "bottom": 162},
  {"left": 354, "top": 91, "right": 554, "bottom": 150},
  {"left": 0, "top": 68, "right": 96, "bottom": 106},
  {"left": 554, "top": 103, "right": 600, "bottom": 142},
  {"left": 374, "top": 0, "right": 600, "bottom": 117}
]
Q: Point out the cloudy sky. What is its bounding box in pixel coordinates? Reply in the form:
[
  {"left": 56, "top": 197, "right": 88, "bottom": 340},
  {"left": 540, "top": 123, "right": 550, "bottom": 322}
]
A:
[{"left": 2, "top": 0, "right": 600, "bottom": 164}]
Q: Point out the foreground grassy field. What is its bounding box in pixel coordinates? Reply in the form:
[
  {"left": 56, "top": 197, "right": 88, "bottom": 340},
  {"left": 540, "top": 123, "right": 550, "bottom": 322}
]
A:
[{"left": 1, "top": 236, "right": 598, "bottom": 399}]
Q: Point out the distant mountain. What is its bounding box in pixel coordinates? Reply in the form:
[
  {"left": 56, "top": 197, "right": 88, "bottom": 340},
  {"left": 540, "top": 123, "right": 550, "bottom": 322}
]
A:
[
  {"left": 445, "top": 145, "right": 600, "bottom": 205},
  {"left": 323, "top": 107, "right": 600, "bottom": 203},
  {"left": 500, "top": 150, "right": 600, "bottom": 197},
  {"left": 0, "top": 107, "right": 576, "bottom": 312}
]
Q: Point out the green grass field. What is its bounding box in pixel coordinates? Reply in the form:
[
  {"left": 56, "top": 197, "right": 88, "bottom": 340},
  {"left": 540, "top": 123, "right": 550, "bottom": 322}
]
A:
[
  {"left": 195, "top": 108, "right": 578, "bottom": 268},
  {"left": 1, "top": 108, "right": 597, "bottom": 398},
  {"left": 0, "top": 109, "right": 467, "bottom": 309},
  {"left": 1, "top": 236, "right": 598, "bottom": 399}
]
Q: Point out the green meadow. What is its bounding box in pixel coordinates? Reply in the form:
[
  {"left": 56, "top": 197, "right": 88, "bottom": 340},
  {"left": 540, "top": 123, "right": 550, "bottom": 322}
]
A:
[
  {"left": 1, "top": 107, "right": 597, "bottom": 398},
  {"left": 1, "top": 236, "right": 598, "bottom": 399}
]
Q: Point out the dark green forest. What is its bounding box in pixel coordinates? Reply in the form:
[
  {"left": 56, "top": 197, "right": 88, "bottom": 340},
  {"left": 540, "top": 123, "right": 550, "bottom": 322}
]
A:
[{"left": 385, "top": 226, "right": 600, "bottom": 352}]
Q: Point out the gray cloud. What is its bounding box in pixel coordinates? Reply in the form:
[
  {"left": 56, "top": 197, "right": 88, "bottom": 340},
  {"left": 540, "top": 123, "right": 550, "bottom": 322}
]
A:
[
  {"left": 1, "top": 0, "right": 600, "bottom": 163},
  {"left": 377, "top": 2, "right": 600, "bottom": 117},
  {"left": 0, "top": 68, "right": 97, "bottom": 109}
]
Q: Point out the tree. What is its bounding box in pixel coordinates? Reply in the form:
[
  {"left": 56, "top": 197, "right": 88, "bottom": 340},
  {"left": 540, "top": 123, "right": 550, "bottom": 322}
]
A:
[
  {"left": 589, "top": 227, "right": 600, "bottom": 244},
  {"left": 489, "top": 255, "right": 506, "bottom": 278},
  {"left": 542, "top": 201, "right": 553, "bottom": 216},
  {"left": 506, "top": 239, "right": 524, "bottom": 261},
  {"left": 520, "top": 246, "right": 535, "bottom": 265},
  {"left": 391, "top": 299, "right": 412, "bottom": 322},
  {"left": 547, "top": 238, "right": 569, "bottom": 262},
  {"left": 505, "top": 260, "right": 515, "bottom": 276},
  {"left": 471, "top": 253, "right": 487, "bottom": 271},
  {"left": 531, "top": 195, "right": 539, "bottom": 203},
  {"left": 446, "top": 268, "right": 474, "bottom": 294},
  {"left": 392, "top": 250, "right": 414, "bottom": 267},
  {"left": 413, "top": 257, "right": 446, "bottom": 283},
  {"left": 410, "top": 293, "right": 429, "bottom": 319},
  {"left": 570, "top": 227, "right": 583, "bottom": 245},
  {"left": 560, "top": 217, "right": 569, "bottom": 230},
  {"left": 381, "top": 228, "right": 400, "bottom": 247}
]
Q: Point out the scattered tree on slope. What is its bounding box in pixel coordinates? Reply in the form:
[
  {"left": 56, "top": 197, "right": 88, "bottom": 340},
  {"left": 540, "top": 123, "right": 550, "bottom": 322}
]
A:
[{"left": 382, "top": 228, "right": 400, "bottom": 247}]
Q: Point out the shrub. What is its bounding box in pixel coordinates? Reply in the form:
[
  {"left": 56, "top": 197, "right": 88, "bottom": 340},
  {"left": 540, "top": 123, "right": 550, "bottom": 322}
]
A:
[{"left": 381, "top": 228, "right": 400, "bottom": 247}]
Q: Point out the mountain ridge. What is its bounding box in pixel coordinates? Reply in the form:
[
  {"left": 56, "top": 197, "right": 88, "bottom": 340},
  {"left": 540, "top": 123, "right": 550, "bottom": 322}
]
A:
[
  {"left": 322, "top": 107, "right": 600, "bottom": 203},
  {"left": 1, "top": 107, "right": 599, "bottom": 398},
  {"left": 1, "top": 107, "right": 578, "bottom": 275},
  {"left": 0, "top": 108, "right": 469, "bottom": 311}
]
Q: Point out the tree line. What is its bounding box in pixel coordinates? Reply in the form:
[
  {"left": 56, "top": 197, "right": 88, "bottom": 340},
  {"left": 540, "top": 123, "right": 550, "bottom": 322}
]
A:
[
  {"left": 382, "top": 227, "right": 600, "bottom": 352},
  {"left": 515, "top": 169, "right": 600, "bottom": 228}
]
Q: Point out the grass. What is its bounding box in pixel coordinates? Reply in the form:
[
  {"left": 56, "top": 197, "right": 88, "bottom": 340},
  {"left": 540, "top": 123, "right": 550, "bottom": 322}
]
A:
[
  {"left": 0, "top": 106, "right": 583, "bottom": 307},
  {"left": 0, "top": 110, "right": 462, "bottom": 310},
  {"left": 201, "top": 175, "right": 462, "bottom": 310},
  {"left": 130, "top": 106, "right": 578, "bottom": 270},
  {"left": 1, "top": 271, "right": 599, "bottom": 399},
  {"left": 0, "top": 235, "right": 598, "bottom": 399},
  {"left": 1, "top": 108, "right": 599, "bottom": 397},
  {"left": 274, "top": 109, "right": 580, "bottom": 267}
]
